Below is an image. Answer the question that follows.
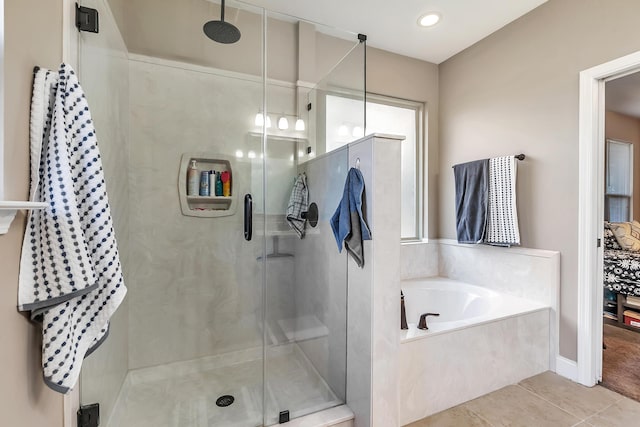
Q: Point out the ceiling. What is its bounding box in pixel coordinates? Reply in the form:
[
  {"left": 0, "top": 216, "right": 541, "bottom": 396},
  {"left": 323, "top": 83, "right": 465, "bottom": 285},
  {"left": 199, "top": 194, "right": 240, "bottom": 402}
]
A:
[
  {"left": 606, "top": 72, "right": 640, "bottom": 118},
  {"left": 241, "top": 0, "right": 548, "bottom": 64}
]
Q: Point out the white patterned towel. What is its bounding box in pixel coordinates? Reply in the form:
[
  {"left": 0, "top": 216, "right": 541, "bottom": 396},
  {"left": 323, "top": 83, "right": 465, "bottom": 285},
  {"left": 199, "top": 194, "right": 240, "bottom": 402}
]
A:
[
  {"left": 485, "top": 156, "right": 520, "bottom": 246},
  {"left": 18, "top": 64, "right": 127, "bottom": 393},
  {"left": 286, "top": 173, "right": 308, "bottom": 238}
]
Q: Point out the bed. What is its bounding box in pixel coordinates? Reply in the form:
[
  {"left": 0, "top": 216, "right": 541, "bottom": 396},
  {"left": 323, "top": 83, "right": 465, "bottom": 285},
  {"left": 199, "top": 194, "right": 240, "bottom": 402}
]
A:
[{"left": 603, "top": 222, "right": 640, "bottom": 297}]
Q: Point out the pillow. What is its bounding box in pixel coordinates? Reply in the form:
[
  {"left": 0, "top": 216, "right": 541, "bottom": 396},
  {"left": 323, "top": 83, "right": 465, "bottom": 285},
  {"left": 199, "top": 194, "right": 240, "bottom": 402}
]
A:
[
  {"left": 609, "top": 221, "right": 640, "bottom": 252},
  {"left": 604, "top": 222, "right": 622, "bottom": 250}
]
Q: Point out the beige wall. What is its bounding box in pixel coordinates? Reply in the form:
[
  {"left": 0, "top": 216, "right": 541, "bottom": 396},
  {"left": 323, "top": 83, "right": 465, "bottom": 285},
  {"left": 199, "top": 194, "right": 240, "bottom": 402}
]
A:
[
  {"left": 312, "top": 36, "right": 440, "bottom": 236},
  {"left": 605, "top": 110, "right": 640, "bottom": 219},
  {"left": 0, "top": 0, "right": 64, "bottom": 425},
  {"left": 439, "top": 0, "right": 640, "bottom": 361},
  {"left": 106, "top": 0, "right": 126, "bottom": 39},
  {"left": 367, "top": 48, "right": 439, "bottom": 237},
  {"left": 114, "top": 0, "right": 276, "bottom": 79}
]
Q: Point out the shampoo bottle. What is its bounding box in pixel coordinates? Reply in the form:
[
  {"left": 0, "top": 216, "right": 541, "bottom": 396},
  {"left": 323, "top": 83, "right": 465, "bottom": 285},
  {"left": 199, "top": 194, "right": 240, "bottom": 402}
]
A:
[
  {"left": 199, "top": 170, "right": 210, "bottom": 196},
  {"left": 187, "top": 160, "right": 199, "bottom": 196},
  {"left": 215, "top": 172, "right": 223, "bottom": 196},
  {"left": 221, "top": 171, "right": 231, "bottom": 197}
]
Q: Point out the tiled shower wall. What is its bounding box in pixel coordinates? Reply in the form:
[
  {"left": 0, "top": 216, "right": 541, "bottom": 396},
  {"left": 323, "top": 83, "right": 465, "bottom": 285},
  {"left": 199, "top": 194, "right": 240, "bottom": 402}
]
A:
[
  {"left": 127, "top": 57, "right": 299, "bottom": 369},
  {"left": 129, "top": 59, "right": 260, "bottom": 368}
]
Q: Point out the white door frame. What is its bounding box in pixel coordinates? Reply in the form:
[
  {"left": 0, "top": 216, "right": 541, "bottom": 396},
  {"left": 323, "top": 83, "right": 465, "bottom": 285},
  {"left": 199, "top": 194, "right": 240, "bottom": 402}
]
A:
[{"left": 577, "top": 50, "right": 640, "bottom": 386}]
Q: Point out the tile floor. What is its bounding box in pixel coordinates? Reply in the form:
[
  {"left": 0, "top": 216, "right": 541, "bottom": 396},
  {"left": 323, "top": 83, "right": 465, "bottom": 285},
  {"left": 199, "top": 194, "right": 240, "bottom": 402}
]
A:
[{"left": 406, "top": 371, "right": 640, "bottom": 426}]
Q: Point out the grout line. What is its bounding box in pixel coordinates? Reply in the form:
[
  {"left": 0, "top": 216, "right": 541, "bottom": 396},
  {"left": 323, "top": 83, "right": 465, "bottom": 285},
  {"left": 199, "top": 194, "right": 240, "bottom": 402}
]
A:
[
  {"left": 460, "top": 403, "right": 497, "bottom": 427},
  {"left": 515, "top": 384, "right": 586, "bottom": 422},
  {"left": 587, "top": 397, "right": 621, "bottom": 421}
]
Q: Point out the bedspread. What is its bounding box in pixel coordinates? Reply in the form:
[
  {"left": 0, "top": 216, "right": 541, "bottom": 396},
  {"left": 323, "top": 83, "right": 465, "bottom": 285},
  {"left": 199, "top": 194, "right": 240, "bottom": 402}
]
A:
[{"left": 604, "top": 248, "right": 640, "bottom": 296}]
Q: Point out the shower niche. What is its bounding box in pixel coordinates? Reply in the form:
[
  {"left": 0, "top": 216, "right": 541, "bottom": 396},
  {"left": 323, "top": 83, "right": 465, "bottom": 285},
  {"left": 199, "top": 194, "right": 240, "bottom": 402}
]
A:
[{"left": 178, "top": 153, "right": 237, "bottom": 217}]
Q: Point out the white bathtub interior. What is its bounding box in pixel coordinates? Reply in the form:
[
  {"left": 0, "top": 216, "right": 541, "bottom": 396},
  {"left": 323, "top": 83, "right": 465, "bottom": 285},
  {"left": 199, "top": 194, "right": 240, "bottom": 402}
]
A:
[{"left": 401, "top": 277, "right": 548, "bottom": 341}]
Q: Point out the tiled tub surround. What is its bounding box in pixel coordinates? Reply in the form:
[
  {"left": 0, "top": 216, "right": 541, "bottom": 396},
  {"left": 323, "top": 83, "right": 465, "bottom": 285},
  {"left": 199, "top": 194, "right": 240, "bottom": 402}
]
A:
[
  {"left": 401, "top": 239, "right": 560, "bottom": 369},
  {"left": 398, "top": 278, "right": 550, "bottom": 426}
]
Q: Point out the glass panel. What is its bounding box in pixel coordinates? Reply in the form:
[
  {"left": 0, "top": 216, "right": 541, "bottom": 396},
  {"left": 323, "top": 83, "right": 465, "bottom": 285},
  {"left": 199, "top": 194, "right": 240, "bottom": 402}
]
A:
[
  {"left": 77, "top": 0, "right": 130, "bottom": 421},
  {"left": 264, "top": 12, "right": 362, "bottom": 425},
  {"left": 78, "top": 1, "right": 266, "bottom": 426},
  {"left": 306, "top": 41, "right": 366, "bottom": 160},
  {"left": 78, "top": 1, "right": 362, "bottom": 425}
]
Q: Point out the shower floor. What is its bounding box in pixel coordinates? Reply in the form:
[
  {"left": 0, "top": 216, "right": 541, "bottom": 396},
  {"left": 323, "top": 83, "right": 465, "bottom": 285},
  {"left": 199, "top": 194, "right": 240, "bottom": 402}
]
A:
[{"left": 108, "top": 344, "right": 341, "bottom": 427}]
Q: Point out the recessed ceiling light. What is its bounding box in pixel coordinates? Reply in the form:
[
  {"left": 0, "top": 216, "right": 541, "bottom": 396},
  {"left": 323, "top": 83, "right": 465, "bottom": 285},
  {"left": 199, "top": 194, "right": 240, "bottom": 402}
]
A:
[{"left": 418, "top": 12, "right": 441, "bottom": 28}]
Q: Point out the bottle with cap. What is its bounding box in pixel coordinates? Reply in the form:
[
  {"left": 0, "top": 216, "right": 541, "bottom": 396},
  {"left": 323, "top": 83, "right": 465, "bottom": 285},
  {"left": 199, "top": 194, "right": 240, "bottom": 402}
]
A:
[
  {"left": 215, "top": 172, "right": 223, "bottom": 196},
  {"left": 187, "top": 160, "right": 199, "bottom": 196},
  {"left": 221, "top": 171, "right": 231, "bottom": 196},
  {"left": 199, "top": 170, "right": 210, "bottom": 196}
]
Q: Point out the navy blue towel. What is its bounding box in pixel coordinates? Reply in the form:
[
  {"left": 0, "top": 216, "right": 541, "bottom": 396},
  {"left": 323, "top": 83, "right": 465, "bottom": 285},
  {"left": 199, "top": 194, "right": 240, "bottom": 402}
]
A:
[
  {"left": 453, "top": 159, "right": 489, "bottom": 244},
  {"left": 330, "top": 168, "right": 371, "bottom": 267}
]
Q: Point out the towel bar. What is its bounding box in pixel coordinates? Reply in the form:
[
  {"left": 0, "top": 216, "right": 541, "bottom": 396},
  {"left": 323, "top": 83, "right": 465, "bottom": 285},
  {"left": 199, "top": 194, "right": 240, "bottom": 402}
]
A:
[
  {"left": 0, "top": 201, "right": 48, "bottom": 235},
  {"left": 451, "top": 154, "right": 525, "bottom": 168}
]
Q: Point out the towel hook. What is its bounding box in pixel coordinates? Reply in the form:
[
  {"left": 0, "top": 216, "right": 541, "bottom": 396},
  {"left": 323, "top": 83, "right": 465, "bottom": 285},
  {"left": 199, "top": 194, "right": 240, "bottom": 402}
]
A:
[{"left": 355, "top": 158, "right": 360, "bottom": 170}]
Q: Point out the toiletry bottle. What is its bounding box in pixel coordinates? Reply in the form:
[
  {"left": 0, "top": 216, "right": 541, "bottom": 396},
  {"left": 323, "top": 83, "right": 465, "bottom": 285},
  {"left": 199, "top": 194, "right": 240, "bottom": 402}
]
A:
[
  {"left": 215, "top": 172, "right": 223, "bottom": 196},
  {"left": 200, "top": 170, "right": 210, "bottom": 196},
  {"left": 221, "top": 171, "right": 231, "bottom": 197},
  {"left": 187, "top": 160, "right": 199, "bottom": 196}
]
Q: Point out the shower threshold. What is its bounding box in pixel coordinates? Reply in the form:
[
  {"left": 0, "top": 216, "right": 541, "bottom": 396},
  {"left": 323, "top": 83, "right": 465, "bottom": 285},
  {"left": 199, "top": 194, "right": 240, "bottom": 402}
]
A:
[{"left": 106, "top": 343, "right": 342, "bottom": 427}]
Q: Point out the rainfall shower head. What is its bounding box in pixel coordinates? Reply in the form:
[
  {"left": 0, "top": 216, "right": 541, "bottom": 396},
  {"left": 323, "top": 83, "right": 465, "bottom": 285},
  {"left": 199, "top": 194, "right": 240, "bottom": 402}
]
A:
[{"left": 204, "top": 0, "right": 241, "bottom": 44}]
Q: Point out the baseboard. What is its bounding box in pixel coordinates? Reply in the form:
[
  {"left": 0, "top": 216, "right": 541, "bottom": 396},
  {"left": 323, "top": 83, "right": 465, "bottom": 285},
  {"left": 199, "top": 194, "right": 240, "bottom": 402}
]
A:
[{"left": 555, "top": 356, "right": 578, "bottom": 382}]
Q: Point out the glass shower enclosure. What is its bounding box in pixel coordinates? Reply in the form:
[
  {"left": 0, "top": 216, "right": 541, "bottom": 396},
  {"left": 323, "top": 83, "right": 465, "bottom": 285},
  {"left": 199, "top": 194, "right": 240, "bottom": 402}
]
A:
[{"left": 76, "top": 0, "right": 365, "bottom": 426}]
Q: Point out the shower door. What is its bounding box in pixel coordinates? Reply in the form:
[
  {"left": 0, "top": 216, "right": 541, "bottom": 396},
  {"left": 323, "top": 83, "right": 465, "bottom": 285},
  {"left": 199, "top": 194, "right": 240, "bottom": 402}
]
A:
[
  {"left": 77, "top": 1, "right": 268, "bottom": 426},
  {"left": 77, "top": 1, "right": 365, "bottom": 425},
  {"left": 262, "top": 12, "right": 366, "bottom": 424}
]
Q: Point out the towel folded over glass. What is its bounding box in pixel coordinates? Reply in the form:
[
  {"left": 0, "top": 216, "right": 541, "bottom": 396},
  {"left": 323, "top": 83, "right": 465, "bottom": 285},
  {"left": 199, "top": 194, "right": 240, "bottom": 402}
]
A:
[
  {"left": 286, "top": 173, "right": 309, "bottom": 238},
  {"left": 330, "top": 167, "right": 371, "bottom": 267}
]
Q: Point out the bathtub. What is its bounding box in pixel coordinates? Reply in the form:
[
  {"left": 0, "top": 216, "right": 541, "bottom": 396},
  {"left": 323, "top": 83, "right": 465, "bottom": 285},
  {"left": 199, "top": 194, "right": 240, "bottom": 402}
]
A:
[
  {"left": 399, "top": 277, "right": 551, "bottom": 425},
  {"left": 401, "top": 277, "right": 547, "bottom": 342}
]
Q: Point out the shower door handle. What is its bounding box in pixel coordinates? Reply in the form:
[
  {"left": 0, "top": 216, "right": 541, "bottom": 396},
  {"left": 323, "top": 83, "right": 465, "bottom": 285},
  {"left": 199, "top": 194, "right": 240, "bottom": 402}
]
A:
[{"left": 244, "top": 194, "right": 252, "bottom": 241}]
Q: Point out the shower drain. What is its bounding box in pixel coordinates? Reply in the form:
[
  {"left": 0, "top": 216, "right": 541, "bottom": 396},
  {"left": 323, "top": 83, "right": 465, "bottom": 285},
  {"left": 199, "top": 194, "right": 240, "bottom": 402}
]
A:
[{"left": 216, "top": 395, "right": 235, "bottom": 407}]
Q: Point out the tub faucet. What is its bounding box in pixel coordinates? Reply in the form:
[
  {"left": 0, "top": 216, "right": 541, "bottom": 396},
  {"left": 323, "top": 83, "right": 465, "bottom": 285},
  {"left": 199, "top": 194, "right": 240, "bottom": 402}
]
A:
[
  {"left": 417, "top": 312, "right": 440, "bottom": 330},
  {"left": 400, "top": 291, "right": 408, "bottom": 330}
]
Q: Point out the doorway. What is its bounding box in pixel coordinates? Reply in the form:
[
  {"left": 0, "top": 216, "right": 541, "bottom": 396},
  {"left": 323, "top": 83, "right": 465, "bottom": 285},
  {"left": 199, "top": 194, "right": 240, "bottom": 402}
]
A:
[
  {"left": 600, "top": 73, "right": 640, "bottom": 400},
  {"left": 577, "top": 50, "right": 640, "bottom": 390}
]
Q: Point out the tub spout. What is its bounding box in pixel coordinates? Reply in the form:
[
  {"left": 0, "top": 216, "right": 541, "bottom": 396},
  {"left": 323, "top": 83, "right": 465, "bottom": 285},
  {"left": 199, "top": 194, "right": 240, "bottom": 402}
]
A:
[
  {"left": 401, "top": 291, "right": 408, "bottom": 330},
  {"left": 417, "top": 312, "right": 440, "bottom": 330}
]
